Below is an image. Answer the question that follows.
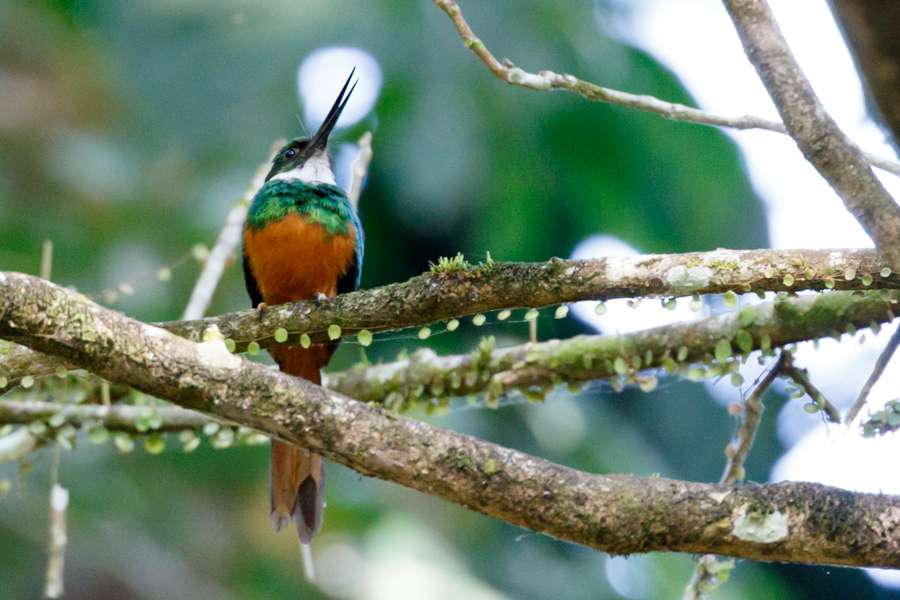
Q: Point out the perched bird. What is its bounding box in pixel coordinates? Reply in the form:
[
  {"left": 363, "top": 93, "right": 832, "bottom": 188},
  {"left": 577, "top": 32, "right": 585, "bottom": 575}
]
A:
[{"left": 242, "top": 71, "right": 363, "bottom": 545}]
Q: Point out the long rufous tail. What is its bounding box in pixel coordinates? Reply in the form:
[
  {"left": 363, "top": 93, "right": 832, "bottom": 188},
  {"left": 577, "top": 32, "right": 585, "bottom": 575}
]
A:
[{"left": 269, "top": 344, "right": 330, "bottom": 544}]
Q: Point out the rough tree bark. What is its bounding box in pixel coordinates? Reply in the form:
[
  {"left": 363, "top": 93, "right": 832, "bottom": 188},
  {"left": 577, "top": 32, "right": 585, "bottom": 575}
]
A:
[
  {"left": 2, "top": 272, "right": 900, "bottom": 568},
  {"left": 830, "top": 0, "right": 900, "bottom": 143}
]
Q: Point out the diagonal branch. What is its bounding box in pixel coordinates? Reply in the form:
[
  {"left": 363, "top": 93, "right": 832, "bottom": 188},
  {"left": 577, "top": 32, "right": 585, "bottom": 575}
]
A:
[
  {"left": 721, "top": 0, "right": 900, "bottom": 270},
  {"left": 720, "top": 352, "right": 786, "bottom": 485},
  {"left": 683, "top": 353, "right": 787, "bottom": 600},
  {"left": 181, "top": 141, "right": 281, "bottom": 320},
  {"left": 781, "top": 354, "right": 841, "bottom": 423},
  {"left": 431, "top": 0, "right": 900, "bottom": 178},
  {"left": 347, "top": 131, "right": 373, "bottom": 211},
  {"left": 845, "top": 323, "right": 900, "bottom": 424},
  {"left": 2, "top": 271, "right": 900, "bottom": 568}
]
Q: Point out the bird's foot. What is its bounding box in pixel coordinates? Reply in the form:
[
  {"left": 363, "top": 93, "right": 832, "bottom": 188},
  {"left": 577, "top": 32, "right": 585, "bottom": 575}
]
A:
[
  {"left": 313, "top": 292, "right": 327, "bottom": 303},
  {"left": 256, "top": 302, "right": 268, "bottom": 322}
]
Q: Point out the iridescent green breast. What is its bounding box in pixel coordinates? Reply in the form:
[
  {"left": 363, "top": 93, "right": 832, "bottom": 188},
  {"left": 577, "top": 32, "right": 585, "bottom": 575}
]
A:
[
  {"left": 245, "top": 178, "right": 364, "bottom": 293},
  {"left": 246, "top": 180, "right": 357, "bottom": 237}
]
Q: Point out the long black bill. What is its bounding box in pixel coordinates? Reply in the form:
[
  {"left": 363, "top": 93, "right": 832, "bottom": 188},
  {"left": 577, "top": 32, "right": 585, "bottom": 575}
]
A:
[{"left": 308, "top": 68, "right": 357, "bottom": 152}]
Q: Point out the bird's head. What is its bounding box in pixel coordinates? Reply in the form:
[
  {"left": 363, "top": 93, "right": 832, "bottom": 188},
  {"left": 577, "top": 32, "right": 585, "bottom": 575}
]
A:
[{"left": 265, "top": 69, "right": 357, "bottom": 185}]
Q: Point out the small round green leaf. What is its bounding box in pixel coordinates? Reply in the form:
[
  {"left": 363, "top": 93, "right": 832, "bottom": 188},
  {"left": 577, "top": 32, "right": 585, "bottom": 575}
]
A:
[{"left": 723, "top": 291, "right": 738, "bottom": 309}]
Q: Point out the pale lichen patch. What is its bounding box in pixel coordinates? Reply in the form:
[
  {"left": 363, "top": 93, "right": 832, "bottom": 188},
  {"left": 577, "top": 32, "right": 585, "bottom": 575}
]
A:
[
  {"left": 142, "top": 323, "right": 166, "bottom": 338},
  {"left": 709, "top": 491, "right": 731, "bottom": 504},
  {"left": 732, "top": 504, "right": 789, "bottom": 543},
  {"left": 507, "top": 68, "right": 551, "bottom": 89},
  {"left": 827, "top": 251, "right": 846, "bottom": 270},
  {"left": 874, "top": 506, "right": 900, "bottom": 538},
  {"left": 201, "top": 324, "right": 225, "bottom": 342},
  {"left": 666, "top": 265, "right": 712, "bottom": 295},
  {"left": 196, "top": 339, "right": 242, "bottom": 370}
]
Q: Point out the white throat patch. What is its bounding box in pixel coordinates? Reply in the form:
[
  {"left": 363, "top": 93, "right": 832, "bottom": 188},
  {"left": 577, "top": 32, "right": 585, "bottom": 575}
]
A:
[{"left": 271, "top": 151, "right": 336, "bottom": 186}]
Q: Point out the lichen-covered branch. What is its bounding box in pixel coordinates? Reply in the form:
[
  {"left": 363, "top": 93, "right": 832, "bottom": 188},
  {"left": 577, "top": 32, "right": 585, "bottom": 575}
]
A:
[
  {"left": 0, "top": 341, "right": 74, "bottom": 385},
  {"left": 326, "top": 290, "right": 899, "bottom": 406},
  {"left": 722, "top": 0, "right": 900, "bottom": 270},
  {"left": 432, "top": 0, "right": 900, "bottom": 178},
  {"left": 0, "top": 400, "right": 215, "bottom": 434},
  {"left": 1, "top": 248, "right": 895, "bottom": 385},
  {"left": 0, "top": 398, "right": 261, "bottom": 463},
  {"left": 2, "top": 272, "right": 900, "bottom": 568},
  {"left": 164, "top": 248, "right": 894, "bottom": 350},
  {"left": 6, "top": 290, "right": 896, "bottom": 429}
]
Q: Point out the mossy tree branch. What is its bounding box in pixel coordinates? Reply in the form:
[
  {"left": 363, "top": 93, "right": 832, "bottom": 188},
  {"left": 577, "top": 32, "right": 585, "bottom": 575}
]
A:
[
  {"left": 325, "top": 289, "right": 899, "bottom": 407},
  {"left": 1, "top": 248, "right": 895, "bottom": 385},
  {"left": 2, "top": 271, "right": 900, "bottom": 568},
  {"left": 0, "top": 400, "right": 215, "bottom": 434},
  {"left": 0, "top": 397, "right": 266, "bottom": 464},
  {"left": 166, "top": 248, "right": 894, "bottom": 351},
  {"left": 3, "top": 289, "right": 896, "bottom": 426}
]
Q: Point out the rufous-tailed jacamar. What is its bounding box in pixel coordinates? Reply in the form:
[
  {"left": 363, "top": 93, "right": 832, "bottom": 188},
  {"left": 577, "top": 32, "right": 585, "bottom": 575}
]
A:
[{"left": 242, "top": 71, "right": 363, "bottom": 545}]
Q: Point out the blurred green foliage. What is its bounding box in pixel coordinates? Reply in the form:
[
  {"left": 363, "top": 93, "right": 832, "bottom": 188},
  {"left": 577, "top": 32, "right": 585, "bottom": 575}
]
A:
[{"left": 0, "top": 0, "right": 883, "bottom": 599}]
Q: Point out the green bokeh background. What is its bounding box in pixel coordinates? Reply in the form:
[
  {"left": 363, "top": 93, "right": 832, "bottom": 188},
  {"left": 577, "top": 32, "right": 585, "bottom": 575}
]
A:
[{"left": 0, "top": 0, "right": 887, "bottom": 598}]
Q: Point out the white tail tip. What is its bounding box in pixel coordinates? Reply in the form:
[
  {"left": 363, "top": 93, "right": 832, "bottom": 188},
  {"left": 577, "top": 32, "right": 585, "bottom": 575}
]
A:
[{"left": 300, "top": 542, "right": 316, "bottom": 582}]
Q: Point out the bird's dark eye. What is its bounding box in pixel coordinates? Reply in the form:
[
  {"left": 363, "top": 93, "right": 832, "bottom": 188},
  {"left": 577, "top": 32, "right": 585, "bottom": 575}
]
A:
[{"left": 284, "top": 148, "right": 297, "bottom": 160}]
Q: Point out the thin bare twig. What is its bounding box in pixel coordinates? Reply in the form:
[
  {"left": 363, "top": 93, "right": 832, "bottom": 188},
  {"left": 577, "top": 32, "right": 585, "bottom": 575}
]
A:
[
  {"left": 684, "top": 351, "right": 786, "bottom": 599},
  {"left": 720, "top": 352, "right": 787, "bottom": 485},
  {"left": 44, "top": 483, "right": 68, "bottom": 598},
  {"left": 782, "top": 355, "right": 841, "bottom": 423},
  {"left": 846, "top": 324, "right": 900, "bottom": 424},
  {"left": 347, "top": 131, "right": 373, "bottom": 211},
  {"left": 40, "top": 240, "right": 53, "bottom": 281},
  {"left": 181, "top": 201, "right": 247, "bottom": 320},
  {"left": 181, "top": 141, "right": 283, "bottom": 320},
  {"left": 431, "top": 0, "right": 900, "bottom": 178},
  {"left": 40, "top": 236, "right": 67, "bottom": 598}
]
